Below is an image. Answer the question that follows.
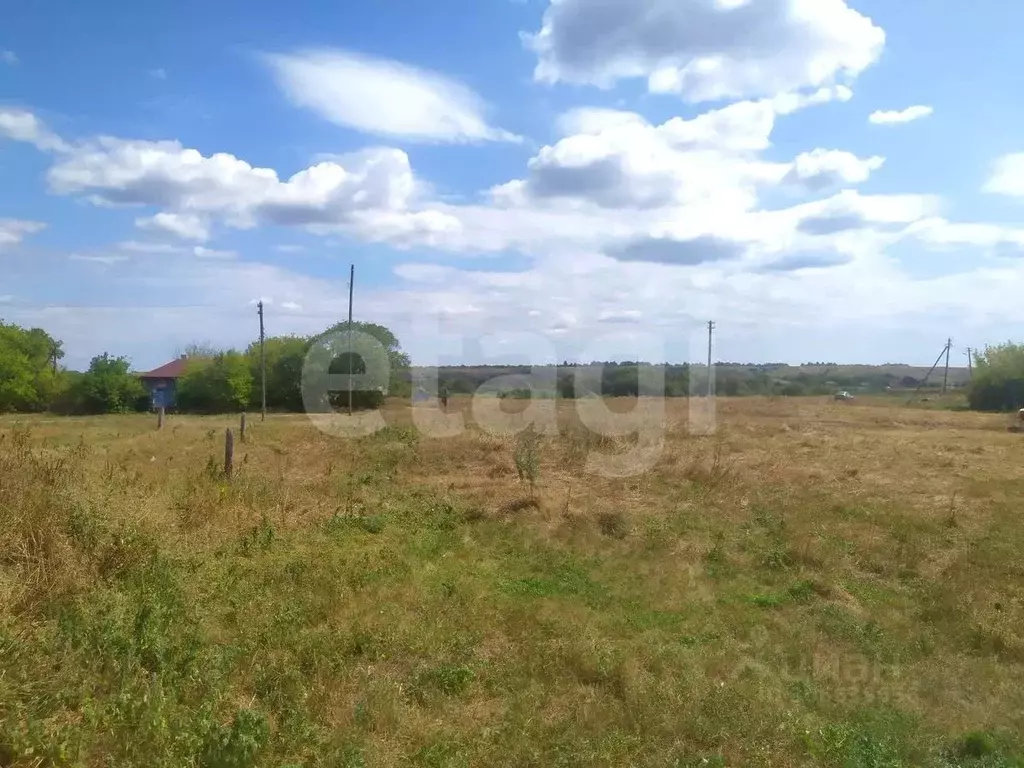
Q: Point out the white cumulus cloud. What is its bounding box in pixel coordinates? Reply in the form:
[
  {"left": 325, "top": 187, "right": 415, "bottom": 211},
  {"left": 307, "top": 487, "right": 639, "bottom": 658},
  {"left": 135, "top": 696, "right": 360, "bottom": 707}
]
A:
[
  {"left": 983, "top": 153, "right": 1024, "bottom": 197},
  {"left": 0, "top": 219, "right": 46, "bottom": 248},
  {"left": 136, "top": 212, "right": 211, "bottom": 241},
  {"left": 265, "top": 48, "right": 520, "bottom": 143},
  {"left": 783, "top": 149, "right": 885, "bottom": 192},
  {"left": 868, "top": 105, "right": 933, "bottom": 125},
  {"left": 526, "top": 0, "right": 884, "bottom": 101},
  {"left": 0, "top": 108, "right": 69, "bottom": 152},
  {"left": 42, "top": 132, "right": 461, "bottom": 244}
]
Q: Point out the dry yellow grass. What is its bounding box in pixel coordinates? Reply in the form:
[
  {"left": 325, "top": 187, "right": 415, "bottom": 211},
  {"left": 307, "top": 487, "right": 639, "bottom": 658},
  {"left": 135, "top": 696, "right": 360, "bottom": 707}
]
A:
[{"left": 1, "top": 396, "right": 1022, "bottom": 766}]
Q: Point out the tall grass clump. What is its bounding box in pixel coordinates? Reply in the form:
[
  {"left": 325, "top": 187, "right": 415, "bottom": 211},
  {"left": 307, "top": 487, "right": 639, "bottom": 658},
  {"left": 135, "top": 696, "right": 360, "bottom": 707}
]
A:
[{"left": 0, "top": 426, "right": 93, "bottom": 607}]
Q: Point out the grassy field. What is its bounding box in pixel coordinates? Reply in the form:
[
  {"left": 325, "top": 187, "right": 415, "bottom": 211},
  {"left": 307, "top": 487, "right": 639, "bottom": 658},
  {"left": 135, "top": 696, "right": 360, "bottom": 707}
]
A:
[{"left": 1, "top": 396, "right": 1022, "bottom": 767}]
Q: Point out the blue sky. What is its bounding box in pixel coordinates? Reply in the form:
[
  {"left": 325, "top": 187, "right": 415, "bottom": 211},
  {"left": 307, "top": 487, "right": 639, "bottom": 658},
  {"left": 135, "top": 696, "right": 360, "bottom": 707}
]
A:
[{"left": 3, "top": 0, "right": 1024, "bottom": 370}]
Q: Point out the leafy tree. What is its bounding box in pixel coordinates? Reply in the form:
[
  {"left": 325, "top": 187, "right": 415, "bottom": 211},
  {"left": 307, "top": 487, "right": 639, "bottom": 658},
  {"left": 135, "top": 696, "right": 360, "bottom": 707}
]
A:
[
  {"left": 0, "top": 321, "right": 68, "bottom": 412},
  {"left": 71, "top": 353, "right": 147, "bottom": 414},
  {"left": 968, "top": 342, "right": 1024, "bottom": 411},
  {"left": 304, "top": 321, "right": 411, "bottom": 411},
  {"left": 177, "top": 352, "right": 253, "bottom": 413},
  {"left": 245, "top": 335, "right": 308, "bottom": 412}
]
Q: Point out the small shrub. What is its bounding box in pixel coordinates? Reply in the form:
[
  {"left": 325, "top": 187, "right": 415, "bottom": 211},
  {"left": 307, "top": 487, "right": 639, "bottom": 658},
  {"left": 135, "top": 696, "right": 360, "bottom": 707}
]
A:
[
  {"left": 597, "top": 511, "right": 629, "bottom": 539},
  {"left": 957, "top": 731, "right": 997, "bottom": 759},
  {"left": 513, "top": 424, "right": 542, "bottom": 496},
  {"left": 200, "top": 709, "right": 270, "bottom": 768}
]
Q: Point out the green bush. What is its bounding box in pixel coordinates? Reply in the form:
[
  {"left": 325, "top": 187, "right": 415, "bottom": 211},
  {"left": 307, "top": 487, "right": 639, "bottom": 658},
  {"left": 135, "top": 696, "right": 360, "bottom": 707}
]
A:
[
  {"left": 63, "top": 353, "right": 147, "bottom": 415},
  {"left": 177, "top": 352, "right": 253, "bottom": 414},
  {"left": 0, "top": 321, "right": 64, "bottom": 412},
  {"left": 968, "top": 343, "right": 1024, "bottom": 411}
]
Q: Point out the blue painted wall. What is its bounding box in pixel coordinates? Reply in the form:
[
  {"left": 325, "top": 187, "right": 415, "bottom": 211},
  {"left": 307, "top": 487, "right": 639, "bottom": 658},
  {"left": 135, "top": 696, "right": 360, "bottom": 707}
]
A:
[{"left": 142, "top": 378, "right": 177, "bottom": 409}]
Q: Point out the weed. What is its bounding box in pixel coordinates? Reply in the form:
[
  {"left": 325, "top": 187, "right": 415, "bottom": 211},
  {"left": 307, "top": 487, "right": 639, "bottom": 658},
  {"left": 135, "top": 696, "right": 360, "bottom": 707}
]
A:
[
  {"left": 238, "top": 515, "right": 275, "bottom": 556},
  {"left": 409, "top": 664, "right": 475, "bottom": 703},
  {"left": 513, "top": 424, "right": 541, "bottom": 496},
  {"left": 200, "top": 708, "right": 270, "bottom": 768},
  {"left": 597, "top": 510, "right": 629, "bottom": 539}
]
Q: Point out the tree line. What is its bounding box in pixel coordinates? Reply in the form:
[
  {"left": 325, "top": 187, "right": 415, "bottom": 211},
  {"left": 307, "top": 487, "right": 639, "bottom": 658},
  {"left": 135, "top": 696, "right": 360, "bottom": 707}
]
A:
[
  {"left": 4, "top": 317, "right": 1021, "bottom": 414},
  {"left": 0, "top": 320, "right": 410, "bottom": 415}
]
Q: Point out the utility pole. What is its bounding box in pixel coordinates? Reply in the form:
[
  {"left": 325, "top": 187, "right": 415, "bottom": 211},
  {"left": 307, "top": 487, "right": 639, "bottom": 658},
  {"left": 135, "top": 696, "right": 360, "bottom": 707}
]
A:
[
  {"left": 906, "top": 340, "right": 950, "bottom": 406},
  {"left": 966, "top": 347, "right": 973, "bottom": 379},
  {"left": 257, "top": 300, "right": 266, "bottom": 421},
  {"left": 347, "top": 264, "right": 354, "bottom": 417},
  {"left": 707, "top": 320, "right": 715, "bottom": 397},
  {"left": 942, "top": 337, "right": 952, "bottom": 394}
]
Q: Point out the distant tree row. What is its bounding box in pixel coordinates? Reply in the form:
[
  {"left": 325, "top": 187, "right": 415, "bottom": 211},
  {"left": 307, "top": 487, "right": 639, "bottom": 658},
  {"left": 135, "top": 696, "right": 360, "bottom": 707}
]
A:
[
  {"left": 0, "top": 319, "right": 411, "bottom": 415},
  {"left": 4, "top": 317, "right": 1006, "bottom": 415},
  {"left": 429, "top": 364, "right": 934, "bottom": 400}
]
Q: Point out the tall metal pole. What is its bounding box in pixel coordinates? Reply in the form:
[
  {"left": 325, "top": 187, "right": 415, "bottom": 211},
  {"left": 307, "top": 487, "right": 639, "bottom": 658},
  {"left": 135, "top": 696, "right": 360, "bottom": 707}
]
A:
[
  {"left": 258, "top": 300, "right": 266, "bottom": 421},
  {"left": 966, "top": 347, "right": 973, "bottom": 379},
  {"left": 707, "top": 320, "right": 715, "bottom": 397},
  {"left": 942, "top": 337, "right": 952, "bottom": 394},
  {"left": 347, "top": 264, "right": 354, "bottom": 417}
]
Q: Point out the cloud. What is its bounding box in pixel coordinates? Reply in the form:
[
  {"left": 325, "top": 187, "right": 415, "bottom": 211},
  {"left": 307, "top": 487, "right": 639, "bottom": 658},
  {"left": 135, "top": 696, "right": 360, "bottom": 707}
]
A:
[
  {"left": 193, "top": 246, "right": 237, "bottom": 259},
  {"left": 69, "top": 253, "right": 129, "bottom": 266},
  {"left": 526, "top": 0, "right": 884, "bottom": 101},
  {"left": 757, "top": 252, "right": 852, "bottom": 272},
  {"left": 491, "top": 100, "right": 798, "bottom": 211},
  {"left": 488, "top": 90, "right": 862, "bottom": 233},
  {"left": 0, "top": 219, "right": 45, "bottom": 248},
  {"left": 606, "top": 235, "right": 745, "bottom": 265},
  {"left": 868, "top": 105, "right": 933, "bottom": 125},
  {"left": 117, "top": 240, "right": 188, "bottom": 255},
  {"left": 797, "top": 211, "right": 868, "bottom": 235},
  {"left": 136, "top": 212, "right": 211, "bottom": 241},
  {"left": 904, "top": 217, "right": 1024, "bottom": 256},
  {"left": 43, "top": 132, "right": 461, "bottom": 243},
  {"left": 265, "top": 48, "right": 520, "bottom": 143},
  {"left": 783, "top": 149, "right": 885, "bottom": 192},
  {"left": 793, "top": 190, "right": 937, "bottom": 235},
  {"left": 274, "top": 244, "right": 306, "bottom": 254},
  {"left": 1, "top": 50, "right": 17, "bottom": 66},
  {"left": 0, "top": 108, "right": 69, "bottom": 151},
  {"left": 983, "top": 153, "right": 1024, "bottom": 197}
]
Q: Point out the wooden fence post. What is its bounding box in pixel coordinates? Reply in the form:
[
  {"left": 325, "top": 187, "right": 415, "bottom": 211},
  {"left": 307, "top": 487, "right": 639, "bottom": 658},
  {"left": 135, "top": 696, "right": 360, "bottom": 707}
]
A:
[
  {"left": 240, "top": 413, "right": 247, "bottom": 443},
  {"left": 224, "top": 428, "right": 234, "bottom": 478},
  {"left": 157, "top": 407, "right": 164, "bottom": 430}
]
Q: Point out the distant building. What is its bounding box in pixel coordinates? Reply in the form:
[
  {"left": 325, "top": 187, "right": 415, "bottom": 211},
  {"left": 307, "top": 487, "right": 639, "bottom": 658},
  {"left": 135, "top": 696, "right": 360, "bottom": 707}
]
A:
[{"left": 139, "top": 356, "right": 189, "bottom": 410}]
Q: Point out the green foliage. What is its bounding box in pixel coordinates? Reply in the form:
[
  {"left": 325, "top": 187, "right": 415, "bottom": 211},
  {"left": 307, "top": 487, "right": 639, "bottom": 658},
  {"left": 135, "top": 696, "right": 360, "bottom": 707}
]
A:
[
  {"left": 177, "top": 352, "right": 253, "bottom": 413},
  {"left": 968, "top": 343, "right": 1024, "bottom": 411},
  {"left": 0, "top": 321, "right": 63, "bottom": 412},
  {"left": 245, "top": 335, "right": 308, "bottom": 412},
  {"left": 303, "top": 321, "right": 411, "bottom": 412},
  {"left": 67, "top": 353, "right": 148, "bottom": 415}
]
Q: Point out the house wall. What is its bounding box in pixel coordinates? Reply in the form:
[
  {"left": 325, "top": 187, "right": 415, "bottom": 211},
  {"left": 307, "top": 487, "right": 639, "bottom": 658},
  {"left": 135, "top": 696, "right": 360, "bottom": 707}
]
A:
[{"left": 142, "top": 378, "right": 177, "bottom": 409}]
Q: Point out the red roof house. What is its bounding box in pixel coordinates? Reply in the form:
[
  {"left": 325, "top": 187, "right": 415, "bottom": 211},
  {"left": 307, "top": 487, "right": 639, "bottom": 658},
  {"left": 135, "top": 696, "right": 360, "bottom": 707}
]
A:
[{"left": 139, "top": 356, "right": 190, "bottom": 409}]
